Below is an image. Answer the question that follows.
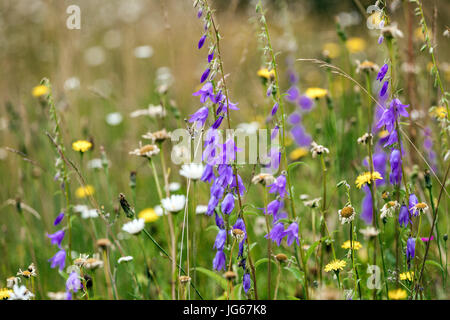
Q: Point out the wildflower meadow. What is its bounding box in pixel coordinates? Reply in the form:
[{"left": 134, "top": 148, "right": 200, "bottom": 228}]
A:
[{"left": 1, "top": 0, "right": 449, "bottom": 302}]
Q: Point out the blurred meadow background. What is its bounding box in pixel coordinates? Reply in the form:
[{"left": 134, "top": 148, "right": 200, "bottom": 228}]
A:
[{"left": 0, "top": 0, "right": 449, "bottom": 300}]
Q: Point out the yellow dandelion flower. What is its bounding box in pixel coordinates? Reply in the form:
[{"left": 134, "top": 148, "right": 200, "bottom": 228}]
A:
[
  {"left": 399, "top": 271, "right": 414, "bottom": 281},
  {"left": 388, "top": 288, "right": 407, "bottom": 300},
  {"left": 0, "top": 288, "right": 12, "bottom": 300},
  {"left": 72, "top": 140, "right": 93, "bottom": 153},
  {"left": 341, "top": 240, "right": 362, "bottom": 250},
  {"left": 75, "top": 185, "right": 95, "bottom": 198},
  {"left": 324, "top": 259, "right": 346, "bottom": 272},
  {"left": 305, "top": 87, "right": 328, "bottom": 99},
  {"left": 355, "top": 171, "right": 383, "bottom": 189},
  {"left": 32, "top": 85, "right": 49, "bottom": 97},
  {"left": 289, "top": 147, "right": 309, "bottom": 161},
  {"left": 257, "top": 68, "right": 275, "bottom": 80},
  {"left": 432, "top": 106, "right": 447, "bottom": 119},
  {"left": 138, "top": 208, "right": 159, "bottom": 223},
  {"left": 346, "top": 37, "right": 366, "bottom": 53},
  {"left": 322, "top": 42, "right": 340, "bottom": 59}
]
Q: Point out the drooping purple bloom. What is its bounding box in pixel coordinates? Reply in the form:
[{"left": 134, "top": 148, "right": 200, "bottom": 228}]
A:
[
  {"left": 201, "top": 164, "right": 215, "bottom": 183},
  {"left": 230, "top": 173, "right": 246, "bottom": 196},
  {"left": 213, "top": 250, "right": 226, "bottom": 271},
  {"left": 298, "top": 95, "right": 314, "bottom": 110},
  {"left": 273, "top": 210, "right": 288, "bottom": 223},
  {"left": 212, "top": 115, "right": 224, "bottom": 129},
  {"left": 211, "top": 91, "right": 224, "bottom": 104},
  {"left": 207, "top": 52, "right": 214, "bottom": 63},
  {"left": 189, "top": 106, "right": 209, "bottom": 128},
  {"left": 48, "top": 249, "right": 66, "bottom": 271},
  {"left": 377, "top": 64, "right": 388, "bottom": 82},
  {"left": 197, "top": 9, "right": 203, "bottom": 18},
  {"left": 406, "top": 237, "right": 416, "bottom": 268},
  {"left": 398, "top": 204, "right": 410, "bottom": 228},
  {"left": 361, "top": 188, "right": 373, "bottom": 225},
  {"left": 264, "top": 147, "right": 281, "bottom": 174},
  {"left": 408, "top": 193, "right": 419, "bottom": 216},
  {"left": 65, "top": 271, "right": 81, "bottom": 300},
  {"left": 193, "top": 82, "right": 214, "bottom": 103},
  {"left": 198, "top": 35, "right": 206, "bottom": 49},
  {"left": 283, "top": 222, "right": 300, "bottom": 246},
  {"left": 215, "top": 212, "right": 225, "bottom": 229},
  {"left": 271, "top": 126, "right": 279, "bottom": 140},
  {"left": 47, "top": 230, "right": 65, "bottom": 248},
  {"left": 243, "top": 273, "right": 251, "bottom": 294},
  {"left": 221, "top": 193, "right": 235, "bottom": 215},
  {"left": 214, "top": 229, "right": 227, "bottom": 250},
  {"left": 389, "top": 149, "right": 402, "bottom": 186},
  {"left": 379, "top": 80, "right": 389, "bottom": 98},
  {"left": 376, "top": 99, "right": 409, "bottom": 133},
  {"left": 271, "top": 103, "right": 279, "bottom": 116},
  {"left": 268, "top": 175, "right": 288, "bottom": 198},
  {"left": 200, "top": 68, "right": 210, "bottom": 83},
  {"left": 265, "top": 199, "right": 283, "bottom": 216},
  {"left": 53, "top": 212, "right": 65, "bottom": 226},
  {"left": 265, "top": 222, "right": 285, "bottom": 246},
  {"left": 216, "top": 164, "right": 234, "bottom": 187},
  {"left": 219, "top": 101, "right": 239, "bottom": 114},
  {"left": 206, "top": 196, "right": 219, "bottom": 216},
  {"left": 288, "top": 113, "right": 301, "bottom": 125},
  {"left": 290, "top": 125, "right": 312, "bottom": 147},
  {"left": 210, "top": 180, "right": 225, "bottom": 199},
  {"left": 378, "top": 35, "right": 384, "bottom": 44},
  {"left": 221, "top": 138, "right": 241, "bottom": 164},
  {"left": 285, "top": 87, "right": 300, "bottom": 102}
]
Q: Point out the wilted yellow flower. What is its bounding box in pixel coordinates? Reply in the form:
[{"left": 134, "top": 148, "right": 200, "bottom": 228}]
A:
[
  {"left": 324, "top": 259, "right": 346, "bottom": 272},
  {"left": 138, "top": 208, "right": 159, "bottom": 223},
  {"left": 75, "top": 185, "right": 95, "bottom": 198},
  {"left": 355, "top": 171, "right": 383, "bottom": 189},
  {"left": 346, "top": 37, "right": 366, "bottom": 53},
  {"left": 32, "top": 85, "right": 49, "bottom": 97},
  {"left": 399, "top": 271, "right": 414, "bottom": 281},
  {"left": 388, "top": 288, "right": 407, "bottom": 300},
  {"left": 0, "top": 288, "right": 12, "bottom": 300},
  {"left": 289, "top": 147, "right": 309, "bottom": 161},
  {"left": 341, "top": 240, "right": 362, "bottom": 250},
  {"left": 305, "top": 87, "right": 328, "bottom": 99},
  {"left": 322, "top": 42, "right": 340, "bottom": 59},
  {"left": 72, "top": 140, "right": 92, "bottom": 153},
  {"left": 257, "top": 68, "right": 275, "bottom": 80}
]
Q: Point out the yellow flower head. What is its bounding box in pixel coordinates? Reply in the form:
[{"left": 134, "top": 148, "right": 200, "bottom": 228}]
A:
[
  {"left": 32, "top": 85, "right": 49, "bottom": 98},
  {"left": 432, "top": 106, "right": 447, "bottom": 120},
  {"left": 324, "top": 259, "right": 346, "bottom": 273},
  {"left": 322, "top": 42, "right": 340, "bottom": 59},
  {"left": 72, "top": 140, "right": 93, "bottom": 153},
  {"left": 138, "top": 208, "right": 159, "bottom": 223},
  {"left": 355, "top": 171, "right": 383, "bottom": 189},
  {"left": 75, "top": 185, "right": 95, "bottom": 198},
  {"left": 399, "top": 271, "right": 414, "bottom": 281},
  {"left": 341, "top": 240, "right": 362, "bottom": 250},
  {"left": 346, "top": 37, "right": 366, "bottom": 53},
  {"left": 257, "top": 68, "right": 275, "bottom": 80},
  {"left": 289, "top": 147, "right": 309, "bottom": 161},
  {"left": 0, "top": 288, "right": 12, "bottom": 300},
  {"left": 305, "top": 87, "right": 328, "bottom": 99},
  {"left": 388, "top": 288, "right": 407, "bottom": 300}
]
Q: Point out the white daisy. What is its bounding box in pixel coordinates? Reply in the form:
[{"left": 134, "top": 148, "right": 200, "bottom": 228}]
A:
[
  {"left": 179, "top": 163, "right": 204, "bottom": 180},
  {"left": 122, "top": 218, "right": 145, "bottom": 235},
  {"left": 9, "top": 284, "right": 34, "bottom": 300},
  {"left": 195, "top": 205, "right": 208, "bottom": 214},
  {"left": 161, "top": 195, "right": 186, "bottom": 213},
  {"left": 118, "top": 256, "right": 134, "bottom": 264},
  {"left": 411, "top": 202, "right": 429, "bottom": 216},
  {"left": 338, "top": 205, "right": 356, "bottom": 224},
  {"left": 380, "top": 201, "right": 400, "bottom": 219},
  {"left": 169, "top": 182, "right": 181, "bottom": 192}
]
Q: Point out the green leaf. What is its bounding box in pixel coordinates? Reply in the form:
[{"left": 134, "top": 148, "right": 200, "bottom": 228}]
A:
[
  {"left": 194, "top": 267, "right": 228, "bottom": 290},
  {"left": 425, "top": 260, "right": 444, "bottom": 272},
  {"left": 305, "top": 238, "right": 324, "bottom": 262},
  {"left": 255, "top": 257, "right": 277, "bottom": 269},
  {"left": 284, "top": 266, "right": 304, "bottom": 284}
]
